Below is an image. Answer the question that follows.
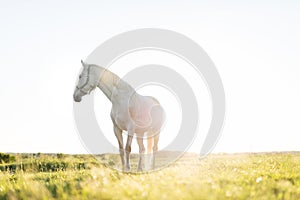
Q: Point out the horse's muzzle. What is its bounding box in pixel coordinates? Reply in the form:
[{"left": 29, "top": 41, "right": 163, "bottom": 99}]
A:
[{"left": 73, "top": 94, "right": 82, "bottom": 102}]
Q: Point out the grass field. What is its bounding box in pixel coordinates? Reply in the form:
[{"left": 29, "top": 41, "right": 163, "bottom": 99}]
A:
[{"left": 0, "top": 152, "right": 300, "bottom": 200}]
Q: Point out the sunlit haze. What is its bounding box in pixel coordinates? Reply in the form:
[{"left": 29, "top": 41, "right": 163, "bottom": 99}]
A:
[{"left": 1, "top": 1, "right": 300, "bottom": 154}]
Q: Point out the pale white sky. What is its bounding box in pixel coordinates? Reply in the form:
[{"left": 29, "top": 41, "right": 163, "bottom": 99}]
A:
[{"left": 0, "top": 1, "right": 300, "bottom": 154}]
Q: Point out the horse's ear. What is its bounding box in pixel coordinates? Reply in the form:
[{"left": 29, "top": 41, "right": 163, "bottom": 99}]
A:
[{"left": 81, "top": 60, "right": 85, "bottom": 66}]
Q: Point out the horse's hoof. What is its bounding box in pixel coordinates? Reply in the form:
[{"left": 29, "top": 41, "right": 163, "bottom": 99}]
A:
[
  {"left": 124, "top": 166, "right": 131, "bottom": 172},
  {"left": 137, "top": 168, "right": 143, "bottom": 172}
]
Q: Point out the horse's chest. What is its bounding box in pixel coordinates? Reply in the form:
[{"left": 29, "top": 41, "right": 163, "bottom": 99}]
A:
[{"left": 111, "top": 107, "right": 132, "bottom": 130}]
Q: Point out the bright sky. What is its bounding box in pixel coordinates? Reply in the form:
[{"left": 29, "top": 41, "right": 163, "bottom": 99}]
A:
[{"left": 0, "top": 1, "right": 299, "bottom": 154}]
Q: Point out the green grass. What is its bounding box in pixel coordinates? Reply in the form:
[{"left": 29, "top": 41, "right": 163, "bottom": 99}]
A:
[{"left": 0, "top": 152, "right": 300, "bottom": 199}]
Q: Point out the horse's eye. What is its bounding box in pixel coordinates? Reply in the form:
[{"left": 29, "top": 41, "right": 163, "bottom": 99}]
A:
[{"left": 79, "top": 75, "right": 82, "bottom": 79}]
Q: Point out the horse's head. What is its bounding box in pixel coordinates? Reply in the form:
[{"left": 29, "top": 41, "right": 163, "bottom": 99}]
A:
[{"left": 73, "top": 60, "right": 97, "bottom": 102}]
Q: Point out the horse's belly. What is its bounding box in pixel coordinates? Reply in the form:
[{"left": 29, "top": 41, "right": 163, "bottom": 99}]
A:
[
  {"left": 111, "top": 97, "right": 164, "bottom": 133},
  {"left": 114, "top": 115, "right": 152, "bottom": 133},
  {"left": 134, "top": 125, "right": 151, "bottom": 134}
]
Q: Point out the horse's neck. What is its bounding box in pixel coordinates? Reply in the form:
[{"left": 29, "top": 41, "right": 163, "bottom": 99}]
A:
[
  {"left": 98, "top": 82, "right": 113, "bottom": 101},
  {"left": 95, "top": 67, "right": 135, "bottom": 102}
]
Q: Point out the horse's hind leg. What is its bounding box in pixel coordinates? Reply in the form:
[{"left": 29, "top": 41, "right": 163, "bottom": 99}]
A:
[
  {"left": 136, "top": 134, "right": 145, "bottom": 172},
  {"left": 152, "top": 132, "right": 160, "bottom": 170}
]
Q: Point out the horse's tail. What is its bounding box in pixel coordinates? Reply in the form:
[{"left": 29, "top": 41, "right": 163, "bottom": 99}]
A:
[
  {"left": 145, "top": 130, "right": 160, "bottom": 170},
  {"left": 147, "top": 135, "right": 154, "bottom": 154},
  {"left": 145, "top": 134, "right": 153, "bottom": 170}
]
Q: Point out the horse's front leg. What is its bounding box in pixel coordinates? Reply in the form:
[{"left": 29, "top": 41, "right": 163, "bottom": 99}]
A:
[
  {"left": 125, "top": 129, "right": 134, "bottom": 171},
  {"left": 113, "top": 125, "right": 125, "bottom": 171},
  {"left": 136, "top": 134, "right": 145, "bottom": 172}
]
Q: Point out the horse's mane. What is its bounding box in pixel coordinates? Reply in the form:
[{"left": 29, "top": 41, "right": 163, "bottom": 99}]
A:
[{"left": 95, "top": 65, "right": 135, "bottom": 94}]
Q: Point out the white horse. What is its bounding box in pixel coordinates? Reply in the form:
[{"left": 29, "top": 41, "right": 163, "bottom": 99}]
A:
[{"left": 73, "top": 60, "right": 165, "bottom": 171}]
